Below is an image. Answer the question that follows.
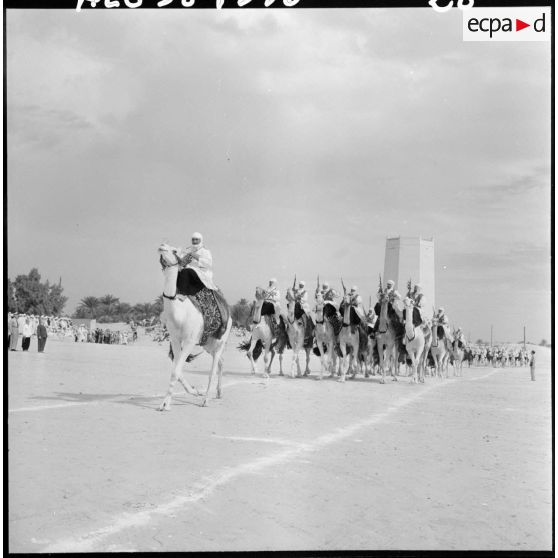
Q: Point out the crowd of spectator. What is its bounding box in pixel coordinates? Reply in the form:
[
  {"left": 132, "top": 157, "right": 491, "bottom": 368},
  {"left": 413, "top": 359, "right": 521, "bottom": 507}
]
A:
[{"left": 7, "top": 312, "right": 140, "bottom": 351}]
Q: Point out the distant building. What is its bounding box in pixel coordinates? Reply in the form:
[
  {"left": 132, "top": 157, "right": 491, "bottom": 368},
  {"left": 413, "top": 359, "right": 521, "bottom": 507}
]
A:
[{"left": 383, "top": 236, "right": 435, "bottom": 310}]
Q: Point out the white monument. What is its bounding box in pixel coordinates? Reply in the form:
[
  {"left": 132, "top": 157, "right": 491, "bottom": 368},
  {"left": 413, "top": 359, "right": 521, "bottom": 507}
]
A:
[{"left": 383, "top": 236, "right": 435, "bottom": 310}]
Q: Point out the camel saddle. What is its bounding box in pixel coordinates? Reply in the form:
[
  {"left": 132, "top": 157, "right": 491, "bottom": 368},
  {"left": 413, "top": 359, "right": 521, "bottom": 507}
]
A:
[{"left": 175, "top": 268, "right": 230, "bottom": 345}]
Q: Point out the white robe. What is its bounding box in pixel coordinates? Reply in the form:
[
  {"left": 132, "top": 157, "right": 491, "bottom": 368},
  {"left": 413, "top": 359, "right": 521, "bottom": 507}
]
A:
[{"left": 177, "top": 245, "right": 217, "bottom": 290}]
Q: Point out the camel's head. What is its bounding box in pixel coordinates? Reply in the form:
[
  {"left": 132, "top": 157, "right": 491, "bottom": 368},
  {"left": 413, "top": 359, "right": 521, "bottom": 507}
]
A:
[
  {"left": 255, "top": 286, "right": 266, "bottom": 301},
  {"left": 403, "top": 296, "right": 414, "bottom": 308},
  {"left": 158, "top": 243, "right": 178, "bottom": 269},
  {"left": 285, "top": 288, "right": 296, "bottom": 303},
  {"left": 315, "top": 292, "right": 324, "bottom": 306}
]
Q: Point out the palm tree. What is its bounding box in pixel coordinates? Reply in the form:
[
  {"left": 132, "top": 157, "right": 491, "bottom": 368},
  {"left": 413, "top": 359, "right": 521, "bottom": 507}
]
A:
[
  {"left": 78, "top": 296, "right": 100, "bottom": 318},
  {"left": 99, "top": 294, "right": 120, "bottom": 315}
]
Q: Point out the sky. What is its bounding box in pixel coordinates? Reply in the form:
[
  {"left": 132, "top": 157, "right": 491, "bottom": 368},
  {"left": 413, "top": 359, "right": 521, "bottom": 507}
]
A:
[{"left": 6, "top": 7, "right": 551, "bottom": 344}]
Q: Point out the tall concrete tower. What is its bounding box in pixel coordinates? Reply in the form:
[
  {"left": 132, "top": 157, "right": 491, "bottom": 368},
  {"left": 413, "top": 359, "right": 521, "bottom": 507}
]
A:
[{"left": 383, "top": 236, "right": 435, "bottom": 309}]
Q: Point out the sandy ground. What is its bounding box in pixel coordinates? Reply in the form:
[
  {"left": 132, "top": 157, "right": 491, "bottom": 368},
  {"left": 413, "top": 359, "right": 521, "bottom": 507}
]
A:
[{"left": 8, "top": 331, "right": 553, "bottom": 552}]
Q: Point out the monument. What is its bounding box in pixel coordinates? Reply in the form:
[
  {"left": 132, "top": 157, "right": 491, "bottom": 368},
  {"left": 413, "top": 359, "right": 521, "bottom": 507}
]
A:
[{"left": 383, "top": 236, "right": 435, "bottom": 309}]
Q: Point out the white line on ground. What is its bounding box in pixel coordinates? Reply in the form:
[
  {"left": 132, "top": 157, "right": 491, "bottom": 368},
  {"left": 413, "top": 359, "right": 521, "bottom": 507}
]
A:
[
  {"left": 8, "top": 401, "right": 100, "bottom": 413},
  {"left": 7, "top": 381, "right": 252, "bottom": 414},
  {"left": 42, "top": 377, "right": 453, "bottom": 553},
  {"left": 211, "top": 435, "right": 306, "bottom": 447}
]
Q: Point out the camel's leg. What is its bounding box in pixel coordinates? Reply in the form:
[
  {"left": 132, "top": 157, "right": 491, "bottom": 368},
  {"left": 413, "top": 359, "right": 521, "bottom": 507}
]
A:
[
  {"left": 262, "top": 342, "right": 272, "bottom": 379},
  {"left": 216, "top": 356, "right": 224, "bottom": 399},
  {"left": 268, "top": 347, "right": 276, "bottom": 376},
  {"left": 247, "top": 337, "right": 258, "bottom": 376},
  {"left": 338, "top": 344, "right": 347, "bottom": 382},
  {"left": 349, "top": 351, "right": 357, "bottom": 379},
  {"left": 316, "top": 343, "right": 326, "bottom": 380},
  {"left": 160, "top": 338, "right": 199, "bottom": 411},
  {"left": 408, "top": 352, "right": 417, "bottom": 383},
  {"left": 201, "top": 353, "right": 220, "bottom": 407},
  {"left": 378, "top": 346, "right": 386, "bottom": 384},
  {"left": 304, "top": 348, "right": 311, "bottom": 376},
  {"left": 278, "top": 352, "right": 284, "bottom": 376},
  {"left": 296, "top": 349, "right": 303, "bottom": 377}
]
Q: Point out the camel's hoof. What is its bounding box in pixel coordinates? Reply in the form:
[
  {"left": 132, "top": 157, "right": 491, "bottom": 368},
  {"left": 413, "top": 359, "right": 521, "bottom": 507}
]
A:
[
  {"left": 380, "top": 379, "right": 385, "bottom": 384},
  {"left": 337, "top": 377, "right": 346, "bottom": 383},
  {"left": 200, "top": 399, "right": 209, "bottom": 407},
  {"left": 263, "top": 373, "right": 270, "bottom": 379},
  {"left": 158, "top": 402, "right": 170, "bottom": 411}
]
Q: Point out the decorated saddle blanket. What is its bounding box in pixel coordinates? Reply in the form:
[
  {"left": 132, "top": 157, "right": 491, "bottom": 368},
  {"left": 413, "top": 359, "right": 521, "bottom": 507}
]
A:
[
  {"left": 402, "top": 307, "right": 422, "bottom": 328},
  {"left": 261, "top": 301, "right": 275, "bottom": 315},
  {"left": 323, "top": 303, "right": 343, "bottom": 335},
  {"left": 176, "top": 268, "right": 205, "bottom": 296},
  {"left": 339, "top": 304, "right": 361, "bottom": 327},
  {"left": 185, "top": 287, "right": 230, "bottom": 346}
]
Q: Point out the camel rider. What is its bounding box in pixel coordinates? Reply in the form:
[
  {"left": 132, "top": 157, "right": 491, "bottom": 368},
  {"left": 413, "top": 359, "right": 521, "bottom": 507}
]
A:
[
  {"left": 263, "top": 278, "right": 282, "bottom": 324},
  {"left": 410, "top": 283, "right": 428, "bottom": 325},
  {"left": 385, "top": 279, "right": 402, "bottom": 301},
  {"left": 434, "top": 307, "right": 453, "bottom": 342},
  {"left": 320, "top": 282, "right": 339, "bottom": 304},
  {"left": 294, "top": 280, "right": 314, "bottom": 336},
  {"left": 176, "top": 232, "right": 217, "bottom": 290},
  {"left": 454, "top": 327, "right": 466, "bottom": 347},
  {"left": 294, "top": 281, "right": 311, "bottom": 314},
  {"left": 374, "top": 279, "right": 402, "bottom": 322},
  {"left": 365, "top": 307, "right": 377, "bottom": 330},
  {"left": 345, "top": 285, "right": 366, "bottom": 324},
  {"left": 175, "top": 232, "right": 229, "bottom": 340}
]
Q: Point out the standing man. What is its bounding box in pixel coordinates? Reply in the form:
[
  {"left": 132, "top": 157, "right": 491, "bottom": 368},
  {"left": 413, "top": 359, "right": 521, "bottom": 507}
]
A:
[
  {"left": 9, "top": 313, "right": 20, "bottom": 351},
  {"left": 529, "top": 350, "right": 536, "bottom": 381},
  {"left": 37, "top": 318, "right": 48, "bottom": 353},
  {"left": 21, "top": 318, "right": 32, "bottom": 351}
]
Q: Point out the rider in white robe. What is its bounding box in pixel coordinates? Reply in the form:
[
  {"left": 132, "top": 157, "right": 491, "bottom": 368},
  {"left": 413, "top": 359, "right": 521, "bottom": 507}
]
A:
[
  {"left": 410, "top": 283, "right": 428, "bottom": 325},
  {"left": 176, "top": 232, "right": 217, "bottom": 290},
  {"left": 263, "top": 278, "right": 282, "bottom": 324}
]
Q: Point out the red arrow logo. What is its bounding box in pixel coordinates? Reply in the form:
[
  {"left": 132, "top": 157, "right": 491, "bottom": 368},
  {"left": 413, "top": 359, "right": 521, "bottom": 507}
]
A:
[{"left": 516, "top": 19, "right": 530, "bottom": 31}]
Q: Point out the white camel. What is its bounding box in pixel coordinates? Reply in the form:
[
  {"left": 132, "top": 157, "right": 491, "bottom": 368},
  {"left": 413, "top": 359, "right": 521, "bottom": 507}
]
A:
[
  {"left": 314, "top": 294, "right": 340, "bottom": 380},
  {"left": 246, "top": 287, "right": 276, "bottom": 378},
  {"left": 451, "top": 337, "right": 465, "bottom": 377},
  {"left": 338, "top": 293, "right": 361, "bottom": 382},
  {"left": 376, "top": 294, "right": 400, "bottom": 384},
  {"left": 402, "top": 297, "right": 425, "bottom": 383},
  {"left": 430, "top": 321, "right": 449, "bottom": 379},
  {"left": 285, "top": 288, "right": 312, "bottom": 378},
  {"left": 158, "top": 244, "right": 232, "bottom": 409}
]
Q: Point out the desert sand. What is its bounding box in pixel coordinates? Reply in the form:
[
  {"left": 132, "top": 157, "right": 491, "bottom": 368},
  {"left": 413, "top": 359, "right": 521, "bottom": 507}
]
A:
[{"left": 8, "top": 331, "right": 553, "bottom": 552}]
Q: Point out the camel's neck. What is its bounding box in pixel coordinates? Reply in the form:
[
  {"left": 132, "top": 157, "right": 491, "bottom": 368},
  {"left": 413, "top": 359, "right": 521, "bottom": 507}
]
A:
[
  {"left": 343, "top": 300, "right": 351, "bottom": 325},
  {"left": 379, "top": 300, "right": 389, "bottom": 331},
  {"left": 315, "top": 303, "right": 324, "bottom": 323},
  {"left": 162, "top": 265, "right": 178, "bottom": 299},
  {"left": 287, "top": 300, "right": 296, "bottom": 323},
  {"left": 404, "top": 307, "right": 414, "bottom": 338},
  {"left": 253, "top": 300, "right": 263, "bottom": 324}
]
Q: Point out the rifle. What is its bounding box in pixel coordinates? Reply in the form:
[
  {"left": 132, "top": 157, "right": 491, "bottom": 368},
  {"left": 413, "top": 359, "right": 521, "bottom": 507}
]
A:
[
  {"left": 292, "top": 275, "right": 297, "bottom": 290},
  {"left": 316, "top": 274, "right": 320, "bottom": 296},
  {"left": 378, "top": 274, "right": 383, "bottom": 294},
  {"left": 341, "top": 277, "right": 347, "bottom": 295}
]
